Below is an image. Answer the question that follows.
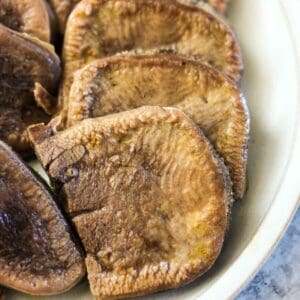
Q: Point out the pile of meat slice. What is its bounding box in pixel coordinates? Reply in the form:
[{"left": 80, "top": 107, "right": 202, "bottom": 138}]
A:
[{"left": 0, "top": 1, "right": 249, "bottom": 299}]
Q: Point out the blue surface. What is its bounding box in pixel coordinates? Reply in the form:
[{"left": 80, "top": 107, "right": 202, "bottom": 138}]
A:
[{"left": 236, "top": 208, "right": 300, "bottom": 300}]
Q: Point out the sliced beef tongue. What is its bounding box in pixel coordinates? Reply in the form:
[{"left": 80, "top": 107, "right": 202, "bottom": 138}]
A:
[
  {"left": 0, "top": 141, "right": 85, "bottom": 295},
  {"left": 67, "top": 53, "right": 249, "bottom": 199},
  {"left": 29, "top": 106, "right": 232, "bottom": 299},
  {"left": 0, "top": 0, "right": 53, "bottom": 42},
  {"left": 0, "top": 24, "right": 60, "bottom": 155},
  {"left": 59, "top": 0, "right": 242, "bottom": 127}
]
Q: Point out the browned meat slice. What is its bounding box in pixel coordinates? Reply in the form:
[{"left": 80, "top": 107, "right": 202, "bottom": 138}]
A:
[
  {"left": 47, "top": 0, "right": 81, "bottom": 34},
  {"left": 29, "top": 106, "right": 232, "bottom": 299},
  {"left": 0, "top": 24, "right": 61, "bottom": 155},
  {"left": 0, "top": 0, "right": 54, "bottom": 42},
  {"left": 0, "top": 141, "right": 85, "bottom": 295},
  {"left": 67, "top": 54, "right": 249, "bottom": 199},
  {"left": 59, "top": 0, "right": 242, "bottom": 123}
]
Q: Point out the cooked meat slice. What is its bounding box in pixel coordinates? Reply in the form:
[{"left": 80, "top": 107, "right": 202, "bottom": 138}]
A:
[
  {"left": 29, "top": 106, "right": 232, "bottom": 299},
  {"left": 47, "top": 0, "right": 81, "bottom": 34},
  {"left": 0, "top": 105, "right": 51, "bottom": 156},
  {"left": 0, "top": 141, "right": 85, "bottom": 295},
  {"left": 59, "top": 0, "right": 242, "bottom": 123},
  {"left": 0, "top": 24, "right": 61, "bottom": 154},
  {"left": 0, "top": 0, "right": 53, "bottom": 42},
  {"left": 67, "top": 54, "right": 249, "bottom": 199}
]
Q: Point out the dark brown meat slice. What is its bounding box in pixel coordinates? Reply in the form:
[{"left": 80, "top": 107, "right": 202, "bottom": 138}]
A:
[
  {"left": 29, "top": 106, "right": 232, "bottom": 299},
  {"left": 0, "top": 0, "right": 54, "bottom": 42},
  {"left": 0, "top": 141, "right": 85, "bottom": 295},
  {"left": 59, "top": 0, "right": 242, "bottom": 124},
  {"left": 0, "top": 24, "right": 61, "bottom": 155},
  {"left": 67, "top": 54, "right": 249, "bottom": 199}
]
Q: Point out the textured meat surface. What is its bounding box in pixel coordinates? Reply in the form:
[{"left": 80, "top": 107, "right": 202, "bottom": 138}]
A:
[
  {"left": 0, "top": 0, "right": 52, "bottom": 42},
  {"left": 67, "top": 54, "right": 249, "bottom": 199},
  {"left": 0, "top": 25, "right": 61, "bottom": 154},
  {"left": 0, "top": 141, "right": 85, "bottom": 295},
  {"left": 29, "top": 106, "right": 232, "bottom": 299},
  {"left": 59, "top": 0, "right": 242, "bottom": 122}
]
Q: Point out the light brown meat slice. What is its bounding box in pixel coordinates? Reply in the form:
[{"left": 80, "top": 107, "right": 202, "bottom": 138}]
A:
[
  {"left": 67, "top": 54, "right": 249, "bottom": 199},
  {"left": 28, "top": 106, "right": 232, "bottom": 299},
  {"left": 0, "top": 0, "right": 54, "bottom": 42},
  {"left": 0, "top": 24, "right": 61, "bottom": 155},
  {"left": 59, "top": 0, "right": 242, "bottom": 123},
  {"left": 47, "top": 0, "right": 80, "bottom": 34},
  {"left": 0, "top": 141, "right": 85, "bottom": 295}
]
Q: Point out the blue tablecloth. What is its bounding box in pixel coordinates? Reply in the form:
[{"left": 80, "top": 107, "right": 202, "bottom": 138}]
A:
[{"left": 236, "top": 208, "right": 300, "bottom": 300}]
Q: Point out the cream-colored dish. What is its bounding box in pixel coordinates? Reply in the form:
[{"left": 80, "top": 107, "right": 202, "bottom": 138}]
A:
[{"left": 8, "top": 0, "right": 300, "bottom": 299}]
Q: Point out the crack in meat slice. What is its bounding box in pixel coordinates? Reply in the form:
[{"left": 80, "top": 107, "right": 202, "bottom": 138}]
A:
[
  {"left": 0, "top": 0, "right": 54, "bottom": 42},
  {"left": 59, "top": 0, "right": 242, "bottom": 124},
  {"left": 0, "top": 141, "right": 85, "bottom": 295},
  {"left": 67, "top": 54, "right": 249, "bottom": 199},
  {"left": 0, "top": 24, "right": 61, "bottom": 155},
  {"left": 47, "top": 0, "right": 80, "bottom": 34},
  {"left": 29, "top": 106, "right": 232, "bottom": 299}
]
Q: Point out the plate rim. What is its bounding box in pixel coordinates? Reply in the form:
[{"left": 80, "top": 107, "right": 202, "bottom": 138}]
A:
[{"left": 199, "top": 1, "right": 300, "bottom": 299}]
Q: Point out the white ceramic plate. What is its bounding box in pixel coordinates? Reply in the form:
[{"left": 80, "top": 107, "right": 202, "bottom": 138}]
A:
[{"left": 8, "top": 0, "right": 300, "bottom": 299}]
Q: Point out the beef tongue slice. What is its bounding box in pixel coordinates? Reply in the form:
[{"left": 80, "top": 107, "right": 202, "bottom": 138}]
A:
[
  {"left": 29, "top": 106, "right": 232, "bottom": 299},
  {"left": 0, "top": 141, "right": 85, "bottom": 295}
]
